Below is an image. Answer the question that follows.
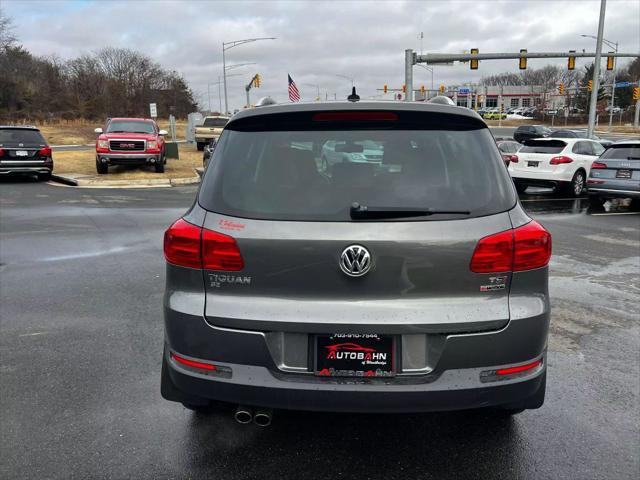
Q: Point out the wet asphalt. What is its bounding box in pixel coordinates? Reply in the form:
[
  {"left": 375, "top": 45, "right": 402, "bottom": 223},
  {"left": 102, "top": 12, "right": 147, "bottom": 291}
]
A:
[{"left": 0, "top": 178, "right": 638, "bottom": 480}]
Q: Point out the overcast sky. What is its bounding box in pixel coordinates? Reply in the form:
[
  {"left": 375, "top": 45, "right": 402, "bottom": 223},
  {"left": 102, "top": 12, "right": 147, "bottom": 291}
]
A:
[{"left": 4, "top": 0, "right": 639, "bottom": 112}]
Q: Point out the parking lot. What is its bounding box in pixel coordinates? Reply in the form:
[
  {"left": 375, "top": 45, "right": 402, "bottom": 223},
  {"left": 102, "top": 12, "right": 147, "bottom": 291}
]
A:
[{"left": 1, "top": 179, "right": 638, "bottom": 480}]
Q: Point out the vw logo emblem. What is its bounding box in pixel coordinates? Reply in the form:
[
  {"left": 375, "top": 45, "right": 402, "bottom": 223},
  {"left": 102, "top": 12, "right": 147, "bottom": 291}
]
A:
[{"left": 339, "top": 245, "right": 372, "bottom": 277}]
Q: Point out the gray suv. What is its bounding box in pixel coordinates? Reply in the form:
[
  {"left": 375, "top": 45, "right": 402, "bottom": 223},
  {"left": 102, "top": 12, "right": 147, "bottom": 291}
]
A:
[{"left": 161, "top": 101, "right": 551, "bottom": 422}]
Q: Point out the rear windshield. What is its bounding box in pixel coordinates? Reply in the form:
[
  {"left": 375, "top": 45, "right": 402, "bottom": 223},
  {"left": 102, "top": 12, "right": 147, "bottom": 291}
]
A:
[
  {"left": 600, "top": 145, "right": 640, "bottom": 160},
  {"left": 520, "top": 140, "right": 566, "bottom": 154},
  {"left": 199, "top": 111, "right": 515, "bottom": 221},
  {"left": 106, "top": 121, "right": 155, "bottom": 134},
  {"left": 203, "top": 118, "right": 228, "bottom": 127},
  {"left": 0, "top": 129, "right": 46, "bottom": 145},
  {"left": 549, "top": 131, "right": 575, "bottom": 138}
]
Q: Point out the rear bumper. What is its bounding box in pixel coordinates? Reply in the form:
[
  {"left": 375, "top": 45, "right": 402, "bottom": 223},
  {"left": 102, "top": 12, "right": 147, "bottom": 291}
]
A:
[
  {"left": 97, "top": 153, "right": 160, "bottom": 166},
  {"left": 0, "top": 164, "right": 52, "bottom": 175},
  {"left": 510, "top": 169, "right": 574, "bottom": 184},
  {"left": 164, "top": 347, "right": 546, "bottom": 412}
]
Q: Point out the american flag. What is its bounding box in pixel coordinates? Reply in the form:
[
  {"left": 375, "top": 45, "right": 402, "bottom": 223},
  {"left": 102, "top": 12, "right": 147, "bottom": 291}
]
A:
[{"left": 288, "top": 74, "right": 301, "bottom": 102}]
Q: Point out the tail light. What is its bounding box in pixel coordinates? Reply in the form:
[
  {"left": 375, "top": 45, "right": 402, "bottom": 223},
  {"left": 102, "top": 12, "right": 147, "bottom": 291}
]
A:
[
  {"left": 470, "top": 221, "right": 551, "bottom": 273},
  {"left": 0, "top": 148, "right": 4, "bottom": 156},
  {"left": 164, "top": 218, "right": 244, "bottom": 271},
  {"left": 591, "top": 161, "right": 607, "bottom": 169},
  {"left": 38, "top": 146, "right": 52, "bottom": 157},
  {"left": 549, "top": 155, "right": 573, "bottom": 165},
  {"left": 510, "top": 155, "right": 519, "bottom": 163}
]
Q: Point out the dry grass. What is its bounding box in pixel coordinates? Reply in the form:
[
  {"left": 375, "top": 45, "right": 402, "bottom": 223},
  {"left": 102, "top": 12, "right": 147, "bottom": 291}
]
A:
[
  {"left": 36, "top": 119, "right": 188, "bottom": 146},
  {"left": 53, "top": 143, "right": 201, "bottom": 180}
]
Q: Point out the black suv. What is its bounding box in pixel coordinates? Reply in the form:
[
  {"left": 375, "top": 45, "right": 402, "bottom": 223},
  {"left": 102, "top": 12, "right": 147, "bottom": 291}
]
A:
[
  {"left": 513, "top": 125, "right": 551, "bottom": 144},
  {"left": 0, "top": 126, "right": 53, "bottom": 181}
]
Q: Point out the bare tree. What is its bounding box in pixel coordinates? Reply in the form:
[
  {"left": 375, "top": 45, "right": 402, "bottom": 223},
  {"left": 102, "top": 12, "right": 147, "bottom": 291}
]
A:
[{"left": 0, "top": 10, "right": 17, "bottom": 50}]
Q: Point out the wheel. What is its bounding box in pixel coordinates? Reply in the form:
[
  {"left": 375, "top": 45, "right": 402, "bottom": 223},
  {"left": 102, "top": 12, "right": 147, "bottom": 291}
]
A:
[
  {"left": 38, "top": 172, "right": 52, "bottom": 182},
  {"left": 96, "top": 160, "right": 108, "bottom": 174},
  {"left": 564, "top": 170, "right": 585, "bottom": 197},
  {"left": 155, "top": 160, "right": 165, "bottom": 173},
  {"left": 514, "top": 182, "right": 528, "bottom": 194},
  {"left": 196, "top": 142, "right": 204, "bottom": 151}
]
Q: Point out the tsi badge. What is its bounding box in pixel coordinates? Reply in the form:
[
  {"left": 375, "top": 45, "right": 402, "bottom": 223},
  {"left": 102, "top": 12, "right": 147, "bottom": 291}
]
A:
[
  {"left": 339, "top": 245, "right": 371, "bottom": 277},
  {"left": 480, "top": 275, "right": 508, "bottom": 292}
]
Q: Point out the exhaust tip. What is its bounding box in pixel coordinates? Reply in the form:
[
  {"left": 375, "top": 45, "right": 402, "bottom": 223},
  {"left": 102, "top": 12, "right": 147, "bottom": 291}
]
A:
[
  {"left": 234, "top": 406, "right": 253, "bottom": 424},
  {"left": 253, "top": 409, "right": 272, "bottom": 427}
]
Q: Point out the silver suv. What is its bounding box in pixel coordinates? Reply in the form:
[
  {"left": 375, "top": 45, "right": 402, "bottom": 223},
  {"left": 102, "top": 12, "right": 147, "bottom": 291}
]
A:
[{"left": 161, "top": 101, "right": 551, "bottom": 423}]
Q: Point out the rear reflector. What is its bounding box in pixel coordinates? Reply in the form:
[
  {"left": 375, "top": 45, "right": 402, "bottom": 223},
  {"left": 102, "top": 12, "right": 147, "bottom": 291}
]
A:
[
  {"left": 550, "top": 155, "right": 573, "bottom": 165},
  {"left": 171, "top": 352, "right": 216, "bottom": 371},
  {"left": 590, "top": 161, "right": 607, "bottom": 169},
  {"left": 496, "top": 359, "right": 542, "bottom": 376},
  {"left": 470, "top": 220, "right": 551, "bottom": 273},
  {"left": 587, "top": 179, "right": 605, "bottom": 185},
  {"left": 164, "top": 218, "right": 244, "bottom": 271},
  {"left": 312, "top": 112, "right": 398, "bottom": 122}
]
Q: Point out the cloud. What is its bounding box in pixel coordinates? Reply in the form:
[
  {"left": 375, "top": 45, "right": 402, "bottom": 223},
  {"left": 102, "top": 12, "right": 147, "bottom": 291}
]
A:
[{"left": 4, "top": 0, "right": 639, "bottom": 111}]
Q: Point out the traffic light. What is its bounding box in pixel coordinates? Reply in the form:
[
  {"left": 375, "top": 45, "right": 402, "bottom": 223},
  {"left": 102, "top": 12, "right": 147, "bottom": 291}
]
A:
[
  {"left": 587, "top": 80, "right": 593, "bottom": 92},
  {"left": 558, "top": 83, "right": 565, "bottom": 95},
  {"left": 519, "top": 49, "right": 527, "bottom": 70},
  {"left": 402, "top": 85, "right": 406, "bottom": 93},
  {"left": 420, "top": 85, "right": 425, "bottom": 94},
  {"left": 606, "top": 53, "right": 615, "bottom": 71},
  {"left": 634, "top": 87, "right": 640, "bottom": 101},
  {"left": 253, "top": 74, "right": 261, "bottom": 88},
  {"left": 439, "top": 84, "right": 445, "bottom": 93},
  {"left": 568, "top": 50, "right": 576, "bottom": 70},
  {"left": 383, "top": 84, "right": 388, "bottom": 93},
  {"left": 470, "top": 48, "right": 479, "bottom": 70}
]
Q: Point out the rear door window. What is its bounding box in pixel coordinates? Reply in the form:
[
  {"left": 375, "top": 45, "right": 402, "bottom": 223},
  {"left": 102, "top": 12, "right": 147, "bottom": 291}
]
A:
[
  {"left": 0, "top": 129, "right": 46, "bottom": 145},
  {"left": 520, "top": 140, "right": 567, "bottom": 154},
  {"left": 199, "top": 111, "right": 516, "bottom": 221}
]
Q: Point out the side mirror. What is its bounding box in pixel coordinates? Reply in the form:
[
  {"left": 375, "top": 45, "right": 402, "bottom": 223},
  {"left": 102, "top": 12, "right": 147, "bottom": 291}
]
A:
[
  {"left": 94, "top": 128, "right": 103, "bottom": 134},
  {"left": 158, "top": 130, "right": 168, "bottom": 136}
]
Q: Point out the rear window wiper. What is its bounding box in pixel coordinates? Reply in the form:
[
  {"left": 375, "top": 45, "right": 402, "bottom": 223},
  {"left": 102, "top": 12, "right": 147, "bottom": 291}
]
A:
[{"left": 350, "top": 203, "right": 470, "bottom": 220}]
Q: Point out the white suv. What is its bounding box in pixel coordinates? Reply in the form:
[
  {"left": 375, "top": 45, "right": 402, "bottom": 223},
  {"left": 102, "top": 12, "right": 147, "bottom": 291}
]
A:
[{"left": 509, "top": 138, "right": 605, "bottom": 196}]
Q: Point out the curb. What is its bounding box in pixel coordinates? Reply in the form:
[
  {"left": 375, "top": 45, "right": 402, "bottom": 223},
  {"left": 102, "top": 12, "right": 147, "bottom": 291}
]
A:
[{"left": 50, "top": 172, "right": 200, "bottom": 188}]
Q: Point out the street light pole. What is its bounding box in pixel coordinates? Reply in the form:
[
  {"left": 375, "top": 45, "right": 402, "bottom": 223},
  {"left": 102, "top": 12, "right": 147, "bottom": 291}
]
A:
[
  {"left": 587, "top": 0, "right": 607, "bottom": 139},
  {"left": 222, "top": 37, "right": 276, "bottom": 114},
  {"left": 582, "top": 34, "right": 618, "bottom": 132}
]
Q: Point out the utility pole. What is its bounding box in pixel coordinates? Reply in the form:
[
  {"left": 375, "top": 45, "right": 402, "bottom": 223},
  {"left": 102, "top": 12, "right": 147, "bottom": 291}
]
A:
[
  {"left": 587, "top": 0, "right": 606, "bottom": 138},
  {"left": 405, "top": 49, "right": 414, "bottom": 101},
  {"left": 635, "top": 98, "right": 640, "bottom": 128}
]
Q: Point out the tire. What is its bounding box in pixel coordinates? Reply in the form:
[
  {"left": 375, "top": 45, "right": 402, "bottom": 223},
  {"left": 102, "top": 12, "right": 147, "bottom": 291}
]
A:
[
  {"left": 564, "top": 170, "right": 586, "bottom": 197},
  {"left": 196, "top": 142, "right": 204, "bottom": 151},
  {"left": 96, "top": 160, "right": 108, "bottom": 174},
  {"left": 155, "top": 160, "right": 165, "bottom": 173},
  {"left": 38, "top": 172, "right": 52, "bottom": 182},
  {"left": 514, "top": 182, "right": 528, "bottom": 194}
]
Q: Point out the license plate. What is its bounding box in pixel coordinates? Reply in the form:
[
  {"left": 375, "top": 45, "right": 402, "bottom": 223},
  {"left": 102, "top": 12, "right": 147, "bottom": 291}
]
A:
[
  {"left": 527, "top": 161, "right": 539, "bottom": 167},
  {"left": 315, "top": 334, "right": 396, "bottom": 377},
  {"left": 15, "top": 150, "right": 29, "bottom": 157},
  {"left": 616, "top": 169, "right": 632, "bottom": 179}
]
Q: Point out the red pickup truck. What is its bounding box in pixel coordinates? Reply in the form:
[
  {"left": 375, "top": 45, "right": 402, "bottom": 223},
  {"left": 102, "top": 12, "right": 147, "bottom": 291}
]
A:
[{"left": 95, "top": 118, "right": 167, "bottom": 174}]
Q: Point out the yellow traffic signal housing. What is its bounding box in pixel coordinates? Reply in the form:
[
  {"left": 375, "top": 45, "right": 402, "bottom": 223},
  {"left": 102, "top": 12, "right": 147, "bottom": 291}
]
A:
[
  {"left": 470, "top": 48, "right": 479, "bottom": 70},
  {"left": 420, "top": 85, "right": 425, "bottom": 94},
  {"left": 606, "top": 53, "right": 615, "bottom": 71},
  {"left": 402, "top": 85, "right": 406, "bottom": 93},
  {"left": 559, "top": 83, "right": 564, "bottom": 95},
  {"left": 634, "top": 87, "right": 640, "bottom": 101},
  {"left": 568, "top": 51, "right": 576, "bottom": 70},
  {"left": 383, "top": 84, "right": 388, "bottom": 93},
  {"left": 439, "top": 84, "right": 445, "bottom": 93},
  {"left": 254, "top": 74, "right": 261, "bottom": 87},
  {"left": 587, "top": 80, "right": 593, "bottom": 92},
  {"left": 519, "top": 49, "right": 527, "bottom": 70}
]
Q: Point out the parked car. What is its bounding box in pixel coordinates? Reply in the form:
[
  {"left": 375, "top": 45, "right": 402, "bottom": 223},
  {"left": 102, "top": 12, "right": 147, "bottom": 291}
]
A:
[
  {"left": 587, "top": 140, "right": 640, "bottom": 207},
  {"left": 513, "top": 125, "right": 551, "bottom": 144},
  {"left": 320, "top": 139, "right": 384, "bottom": 171},
  {"left": 496, "top": 139, "right": 521, "bottom": 167},
  {"left": 161, "top": 101, "right": 551, "bottom": 419},
  {"left": 0, "top": 125, "right": 53, "bottom": 181},
  {"left": 509, "top": 137, "right": 605, "bottom": 196},
  {"left": 548, "top": 129, "right": 613, "bottom": 148},
  {"left": 195, "top": 116, "right": 229, "bottom": 151},
  {"left": 521, "top": 107, "right": 537, "bottom": 117},
  {"left": 483, "top": 109, "right": 507, "bottom": 120},
  {"left": 203, "top": 138, "right": 217, "bottom": 168},
  {"left": 95, "top": 118, "right": 167, "bottom": 174}
]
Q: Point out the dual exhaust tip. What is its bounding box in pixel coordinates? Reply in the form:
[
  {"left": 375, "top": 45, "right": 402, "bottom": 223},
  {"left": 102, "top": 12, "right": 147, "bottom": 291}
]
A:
[{"left": 234, "top": 405, "right": 272, "bottom": 427}]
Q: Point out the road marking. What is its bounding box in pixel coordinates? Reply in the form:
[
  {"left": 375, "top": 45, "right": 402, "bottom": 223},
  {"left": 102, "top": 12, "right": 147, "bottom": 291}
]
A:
[
  {"left": 41, "top": 246, "right": 128, "bottom": 262},
  {"left": 584, "top": 234, "right": 640, "bottom": 248},
  {"left": 18, "top": 332, "right": 48, "bottom": 337},
  {"left": 520, "top": 197, "right": 586, "bottom": 202},
  {"left": 590, "top": 212, "right": 640, "bottom": 216}
]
